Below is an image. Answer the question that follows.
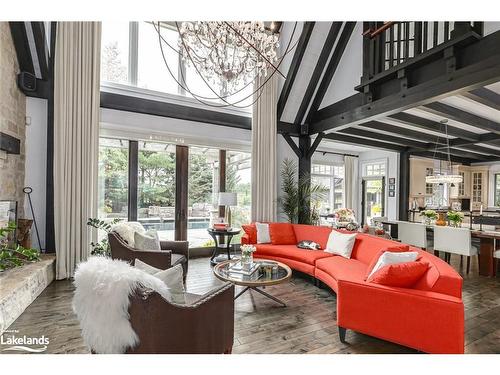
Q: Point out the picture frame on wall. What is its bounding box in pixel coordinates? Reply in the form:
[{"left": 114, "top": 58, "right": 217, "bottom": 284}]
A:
[
  {"left": 389, "top": 190, "right": 395, "bottom": 197},
  {"left": 389, "top": 184, "right": 395, "bottom": 191},
  {"left": 389, "top": 178, "right": 396, "bottom": 184}
]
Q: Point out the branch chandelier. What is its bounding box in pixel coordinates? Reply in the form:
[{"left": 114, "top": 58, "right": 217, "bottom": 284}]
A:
[
  {"left": 425, "top": 119, "right": 463, "bottom": 185},
  {"left": 154, "top": 21, "right": 299, "bottom": 108}
]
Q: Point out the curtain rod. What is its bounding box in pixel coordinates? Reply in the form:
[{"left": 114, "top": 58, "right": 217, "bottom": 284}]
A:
[{"left": 315, "top": 150, "right": 359, "bottom": 158}]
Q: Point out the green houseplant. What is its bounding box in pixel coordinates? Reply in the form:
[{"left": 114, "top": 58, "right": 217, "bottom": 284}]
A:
[
  {"left": 277, "top": 158, "right": 327, "bottom": 225},
  {"left": 447, "top": 211, "right": 464, "bottom": 227},
  {"left": 420, "top": 209, "right": 437, "bottom": 225},
  {"left": 86, "top": 218, "right": 122, "bottom": 256},
  {"left": 0, "top": 222, "right": 41, "bottom": 271}
]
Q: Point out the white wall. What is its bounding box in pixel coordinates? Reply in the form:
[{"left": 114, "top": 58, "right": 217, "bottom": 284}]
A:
[
  {"left": 358, "top": 149, "right": 400, "bottom": 222},
  {"left": 24, "top": 97, "right": 48, "bottom": 250},
  {"left": 319, "top": 22, "right": 363, "bottom": 109}
]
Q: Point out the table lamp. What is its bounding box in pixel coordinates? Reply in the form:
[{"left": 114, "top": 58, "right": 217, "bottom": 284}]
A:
[{"left": 218, "top": 192, "right": 237, "bottom": 227}]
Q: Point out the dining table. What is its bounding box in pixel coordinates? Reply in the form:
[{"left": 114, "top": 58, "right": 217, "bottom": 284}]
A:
[{"left": 381, "top": 220, "right": 499, "bottom": 277}]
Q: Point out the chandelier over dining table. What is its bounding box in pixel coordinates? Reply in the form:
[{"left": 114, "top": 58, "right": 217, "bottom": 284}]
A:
[{"left": 154, "top": 21, "right": 298, "bottom": 108}]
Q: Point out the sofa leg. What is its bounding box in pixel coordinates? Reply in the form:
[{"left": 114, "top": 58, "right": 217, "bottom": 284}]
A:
[
  {"left": 338, "top": 326, "right": 347, "bottom": 343},
  {"left": 466, "top": 256, "right": 471, "bottom": 275}
]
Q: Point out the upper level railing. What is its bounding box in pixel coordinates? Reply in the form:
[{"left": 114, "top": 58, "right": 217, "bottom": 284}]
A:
[{"left": 362, "top": 21, "right": 484, "bottom": 80}]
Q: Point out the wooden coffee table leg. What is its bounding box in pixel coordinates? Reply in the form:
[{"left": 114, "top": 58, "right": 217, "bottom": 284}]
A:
[{"left": 252, "top": 287, "right": 286, "bottom": 307}]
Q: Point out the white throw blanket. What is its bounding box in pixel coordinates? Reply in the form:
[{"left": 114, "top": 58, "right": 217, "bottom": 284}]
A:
[{"left": 72, "top": 257, "right": 170, "bottom": 354}]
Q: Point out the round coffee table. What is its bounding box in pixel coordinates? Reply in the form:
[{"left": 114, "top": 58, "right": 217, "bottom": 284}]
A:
[{"left": 213, "top": 259, "right": 292, "bottom": 307}]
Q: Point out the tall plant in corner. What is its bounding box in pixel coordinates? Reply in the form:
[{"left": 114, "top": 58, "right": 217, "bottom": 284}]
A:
[
  {"left": 278, "top": 158, "right": 327, "bottom": 225},
  {"left": 87, "top": 218, "right": 122, "bottom": 256}
]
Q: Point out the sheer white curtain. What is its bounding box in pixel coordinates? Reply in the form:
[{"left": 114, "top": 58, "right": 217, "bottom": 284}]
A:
[
  {"left": 251, "top": 74, "right": 278, "bottom": 222},
  {"left": 54, "top": 22, "right": 101, "bottom": 279},
  {"left": 344, "top": 155, "right": 359, "bottom": 213}
]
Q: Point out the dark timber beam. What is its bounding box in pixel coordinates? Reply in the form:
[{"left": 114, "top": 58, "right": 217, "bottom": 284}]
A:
[
  {"left": 310, "top": 30, "right": 500, "bottom": 134},
  {"left": 9, "top": 22, "right": 34, "bottom": 74},
  {"left": 100, "top": 92, "right": 251, "bottom": 130},
  {"left": 323, "top": 132, "right": 406, "bottom": 152},
  {"left": 281, "top": 133, "right": 301, "bottom": 157},
  {"left": 422, "top": 102, "right": 500, "bottom": 135},
  {"left": 305, "top": 22, "right": 356, "bottom": 124},
  {"left": 31, "top": 22, "right": 49, "bottom": 80},
  {"left": 409, "top": 150, "right": 473, "bottom": 165},
  {"left": 298, "top": 135, "right": 312, "bottom": 224},
  {"left": 277, "top": 22, "right": 315, "bottom": 121},
  {"left": 278, "top": 121, "right": 301, "bottom": 136},
  {"left": 294, "top": 22, "right": 342, "bottom": 125},
  {"left": 306, "top": 133, "right": 324, "bottom": 158},
  {"left": 389, "top": 112, "right": 480, "bottom": 142},
  {"left": 462, "top": 87, "right": 500, "bottom": 111},
  {"left": 339, "top": 127, "right": 429, "bottom": 149}
]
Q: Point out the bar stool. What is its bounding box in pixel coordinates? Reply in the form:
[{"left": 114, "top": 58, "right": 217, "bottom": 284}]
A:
[{"left": 433, "top": 226, "right": 478, "bottom": 274}]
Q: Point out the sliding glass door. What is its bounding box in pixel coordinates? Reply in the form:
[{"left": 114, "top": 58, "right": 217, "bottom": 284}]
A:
[
  {"left": 361, "top": 177, "right": 385, "bottom": 226},
  {"left": 137, "top": 141, "right": 176, "bottom": 240}
]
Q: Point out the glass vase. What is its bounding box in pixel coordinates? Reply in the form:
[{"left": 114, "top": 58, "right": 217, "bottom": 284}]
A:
[{"left": 450, "top": 221, "right": 462, "bottom": 228}]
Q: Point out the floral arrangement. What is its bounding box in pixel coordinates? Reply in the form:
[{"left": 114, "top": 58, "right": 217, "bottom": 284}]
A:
[
  {"left": 420, "top": 209, "right": 437, "bottom": 220},
  {"left": 240, "top": 244, "right": 256, "bottom": 265},
  {"left": 447, "top": 211, "right": 464, "bottom": 227},
  {"left": 333, "top": 208, "right": 355, "bottom": 223}
]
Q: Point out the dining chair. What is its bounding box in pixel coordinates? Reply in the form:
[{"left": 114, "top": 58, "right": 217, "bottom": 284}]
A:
[
  {"left": 396, "top": 221, "right": 429, "bottom": 249},
  {"left": 433, "top": 226, "right": 478, "bottom": 274}
]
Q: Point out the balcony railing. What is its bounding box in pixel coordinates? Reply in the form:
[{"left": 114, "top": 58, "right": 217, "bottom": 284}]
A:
[{"left": 362, "top": 21, "right": 484, "bottom": 79}]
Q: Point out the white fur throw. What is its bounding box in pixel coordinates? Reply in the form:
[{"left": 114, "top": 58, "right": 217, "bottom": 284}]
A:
[{"left": 72, "top": 256, "right": 170, "bottom": 354}]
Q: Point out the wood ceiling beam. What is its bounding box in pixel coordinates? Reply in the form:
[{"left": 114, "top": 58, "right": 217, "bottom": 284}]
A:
[
  {"left": 409, "top": 150, "right": 474, "bottom": 165},
  {"left": 339, "top": 127, "right": 428, "bottom": 149},
  {"left": 309, "top": 30, "right": 500, "bottom": 134},
  {"left": 293, "top": 22, "right": 342, "bottom": 125},
  {"left": 422, "top": 101, "right": 500, "bottom": 135},
  {"left": 462, "top": 87, "right": 500, "bottom": 111},
  {"left": 357, "top": 121, "right": 448, "bottom": 144},
  {"left": 323, "top": 132, "right": 406, "bottom": 152},
  {"left": 305, "top": 22, "right": 356, "bottom": 124},
  {"left": 388, "top": 112, "right": 480, "bottom": 142},
  {"left": 277, "top": 22, "right": 315, "bottom": 121}
]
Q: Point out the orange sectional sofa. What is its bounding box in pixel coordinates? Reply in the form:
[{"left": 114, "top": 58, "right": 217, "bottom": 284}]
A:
[{"left": 241, "top": 223, "right": 464, "bottom": 354}]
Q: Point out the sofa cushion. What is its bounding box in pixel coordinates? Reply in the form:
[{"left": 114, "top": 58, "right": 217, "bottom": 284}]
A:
[
  {"left": 315, "top": 256, "right": 368, "bottom": 283},
  {"left": 325, "top": 230, "right": 357, "bottom": 258},
  {"left": 242, "top": 223, "right": 257, "bottom": 244},
  {"left": 292, "top": 224, "right": 332, "bottom": 250},
  {"left": 366, "top": 251, "right": 419, "bottom": 279},
  {"left": 134, "top": 230, "right": 161, "bottom": 251},
  {"left": 255, "top": 222, "right": 271, "bottom": 244},
  {"left": 269, "top": 223, "right": 297, "bottom": 245},
  {"left": 365, "top": 245, "right": 410, "bottom": 280},
  {"left": 254, "top": 244, "right": 333, "bottom": 265},
  {"left": 350, "top": 233, "right": 408, "bottom": 265},
  {"left": 367, "top": 261, "right": 430, "bottom": 288}
]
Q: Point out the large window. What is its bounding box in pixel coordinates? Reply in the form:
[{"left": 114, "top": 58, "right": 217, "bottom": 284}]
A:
[
  {"left": 101, "top": 22, "right": 253, "bottom": 107},
  {"left": 227, "top": 151, "right": 252, "bottom": 243},
  {"left": 98, "top": 138, "right": 129, "bottom": 219},
  {"left": 311, "top": 164, "right": 345, "bottom": 216},
  {"left": 97, "top": 137, "right": 251, "bottom": 248},
  {"left": 137, "top": 141, "right": 176, "bottom": 240},
  {"left": 188, "top": 147, "right": 219, "bottom": 248}
]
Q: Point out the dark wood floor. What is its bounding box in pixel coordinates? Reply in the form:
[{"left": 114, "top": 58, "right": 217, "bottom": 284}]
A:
[{"left": 3, "top": 254, "right": 500, "bottom": 354}]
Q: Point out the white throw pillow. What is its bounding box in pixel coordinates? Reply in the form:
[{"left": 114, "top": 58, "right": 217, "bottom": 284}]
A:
[
  {"left": 255, "top": 222, "right": 271, "bottom": 244},
  {"left": 367, "top": 251, "right": 419, "bottom": 279},
  {"left": 325, "top": 230, "right": 357, "bottom": 258},
  {"left": 111, "top": 221, "right": 145, "bottom": 247},
  {"left": 134, "top": 258, "right": 162, "bottom": 274},
  {"left": 153, "top": 264, "right": 186, "bottom": 304},
  {"left": 134, "top": 230, "right": 161, "bottom": 251},
  {"left": 134, "top": 260, "right": 185, "bottom": 304}
]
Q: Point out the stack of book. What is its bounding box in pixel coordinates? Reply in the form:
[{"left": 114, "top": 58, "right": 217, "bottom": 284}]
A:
[{"left": 228, "top": 261, "right": 259, "bottom": 276}]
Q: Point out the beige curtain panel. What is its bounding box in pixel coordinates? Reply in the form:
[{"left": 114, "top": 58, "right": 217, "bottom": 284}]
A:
[
  {"left": 251, "top": 74, "right": 278, "bottom": 222},
  {"left": 344, "top": 155, "right": 359, "bottom": 211},
  {"left": 54, "top": 22, "right": 101, "bottom": 279}
]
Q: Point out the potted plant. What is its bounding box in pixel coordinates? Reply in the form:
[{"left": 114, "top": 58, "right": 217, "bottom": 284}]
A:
[
  {"left": 0, "top": 222, "right": 41, "bottom": 271},
  {"left": 420, "top": 209, "right": 437, "bottom": 225},
  {"left": 447, "top": 211, "right": 464, "bottom": 227}
]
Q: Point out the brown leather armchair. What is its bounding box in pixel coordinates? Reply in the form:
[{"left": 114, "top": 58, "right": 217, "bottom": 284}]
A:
[
  {"left": 108, "top": 232, "right": 189, "bottom": 279},
  {"left": 125, "top": 283, "right": 235, "bottom": 354}
]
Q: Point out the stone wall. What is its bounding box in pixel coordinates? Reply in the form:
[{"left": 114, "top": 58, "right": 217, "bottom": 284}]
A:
[{"left": 0, "top": 22, "right": 26, "bottom": 216}]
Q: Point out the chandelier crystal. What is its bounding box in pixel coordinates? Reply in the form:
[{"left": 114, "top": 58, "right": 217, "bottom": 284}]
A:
[{"left": 178, "top": 21, "right": 280, "bottom": 94}]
